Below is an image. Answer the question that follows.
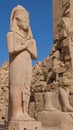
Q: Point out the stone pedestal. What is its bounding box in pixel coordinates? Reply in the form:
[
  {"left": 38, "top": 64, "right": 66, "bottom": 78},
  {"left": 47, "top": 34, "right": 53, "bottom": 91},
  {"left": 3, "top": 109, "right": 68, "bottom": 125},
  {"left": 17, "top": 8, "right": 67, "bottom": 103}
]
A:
[
  {"left": 8, "top": 120, "right": 41, "bottom": 130},
  {"left": 37, "top": 111, "right": 73, "bottom": 130}
]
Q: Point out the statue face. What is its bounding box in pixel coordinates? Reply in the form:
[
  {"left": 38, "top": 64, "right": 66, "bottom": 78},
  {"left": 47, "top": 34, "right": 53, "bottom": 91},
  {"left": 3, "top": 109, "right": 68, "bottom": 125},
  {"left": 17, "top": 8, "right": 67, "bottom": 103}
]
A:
[{"left": 14, "top": 10, "right": 29, "bottom": 30}]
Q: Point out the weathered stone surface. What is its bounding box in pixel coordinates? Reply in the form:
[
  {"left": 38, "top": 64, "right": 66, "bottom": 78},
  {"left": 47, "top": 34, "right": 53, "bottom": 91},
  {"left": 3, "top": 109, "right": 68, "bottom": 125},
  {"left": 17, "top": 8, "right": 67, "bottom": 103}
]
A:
[
  {"left": 37, "top": 111, "right": 73, "bottom": 130},
  {"left": 53, "top": 0, "right": 73, "bottom": 35},
  {"left": 0, "top": 62, "right": 9, "bottom": 122},
  {"left": 8, "top": 120, "right": 42, "bottom": 130}
]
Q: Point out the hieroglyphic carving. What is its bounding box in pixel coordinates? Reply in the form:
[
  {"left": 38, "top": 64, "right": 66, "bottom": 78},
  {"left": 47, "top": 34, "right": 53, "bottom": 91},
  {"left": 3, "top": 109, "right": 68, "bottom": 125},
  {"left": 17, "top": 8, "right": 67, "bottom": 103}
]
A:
[
  {"left": 60, "top": 0, "right": 70, "bottom": 17},
  {"left": 57, "top": 17, "right": 70, "bottom": 40},
  {"left": 55, "top": 13, "right": 73, "bottom": 112}
]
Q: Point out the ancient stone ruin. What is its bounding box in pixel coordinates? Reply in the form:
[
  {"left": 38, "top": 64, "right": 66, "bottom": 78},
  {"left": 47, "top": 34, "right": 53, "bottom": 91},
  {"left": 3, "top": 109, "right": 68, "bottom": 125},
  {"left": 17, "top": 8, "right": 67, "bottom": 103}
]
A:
[{"left": 1, "top": 0, "right": 73, "bottom": 130}]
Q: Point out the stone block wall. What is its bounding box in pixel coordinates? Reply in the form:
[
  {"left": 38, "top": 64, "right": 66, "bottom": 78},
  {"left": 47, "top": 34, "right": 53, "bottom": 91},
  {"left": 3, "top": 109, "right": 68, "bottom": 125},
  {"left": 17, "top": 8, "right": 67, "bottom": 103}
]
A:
[{"left": 0, "top": 62, "right": 9, "bottom": 121}]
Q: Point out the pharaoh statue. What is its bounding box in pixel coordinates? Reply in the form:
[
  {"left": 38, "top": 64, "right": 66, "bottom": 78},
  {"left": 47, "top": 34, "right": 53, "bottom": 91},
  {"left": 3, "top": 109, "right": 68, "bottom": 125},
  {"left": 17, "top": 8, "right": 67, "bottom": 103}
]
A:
[{"left": 6, "top": 5, "right": 37, "bottom": 121}]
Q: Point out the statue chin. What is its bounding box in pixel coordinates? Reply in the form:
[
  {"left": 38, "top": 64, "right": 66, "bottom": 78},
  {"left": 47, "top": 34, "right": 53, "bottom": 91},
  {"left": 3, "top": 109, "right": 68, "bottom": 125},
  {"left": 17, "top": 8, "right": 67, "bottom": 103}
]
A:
[{"left": 23, "top": 26, "right": 29, "bottom": 31}]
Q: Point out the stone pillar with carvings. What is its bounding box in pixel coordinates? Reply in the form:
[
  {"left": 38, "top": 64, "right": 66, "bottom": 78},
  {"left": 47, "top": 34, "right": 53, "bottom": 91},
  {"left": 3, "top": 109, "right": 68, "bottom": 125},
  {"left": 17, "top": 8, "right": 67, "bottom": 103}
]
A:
[{"left": 53, "top": 0, "right": 73, "bottom": 112}]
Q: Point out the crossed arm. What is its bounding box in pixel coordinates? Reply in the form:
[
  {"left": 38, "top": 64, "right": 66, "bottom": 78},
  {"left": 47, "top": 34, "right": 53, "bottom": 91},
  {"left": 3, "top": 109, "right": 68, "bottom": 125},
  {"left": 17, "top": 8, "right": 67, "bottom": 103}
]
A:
[{"left": 8, "top": 36, "right": 37, "bottom": 60}]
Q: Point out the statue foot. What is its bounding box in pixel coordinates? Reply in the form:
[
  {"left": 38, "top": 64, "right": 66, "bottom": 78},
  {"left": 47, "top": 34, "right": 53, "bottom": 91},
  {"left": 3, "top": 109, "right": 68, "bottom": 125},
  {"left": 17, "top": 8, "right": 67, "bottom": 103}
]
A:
[
  {"left": 12, "top": 111, "right": 34, "bottom": 121},
  {"left": 18, "top": 112, "right": 35, "bottom": 121},
  {"left": 63, "top": 105, "right": 73, "bottom": 112}
]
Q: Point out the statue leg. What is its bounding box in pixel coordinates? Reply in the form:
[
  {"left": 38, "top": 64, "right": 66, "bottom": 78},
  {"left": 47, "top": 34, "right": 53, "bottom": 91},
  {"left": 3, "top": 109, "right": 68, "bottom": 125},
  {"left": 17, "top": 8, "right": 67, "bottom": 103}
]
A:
[
  {"left": 22, "top": 64, "right": 32, "bottom": 113},
  {"left": 21, "top": 82, "right": 34, "bottom": 120},
  {"left": 59, "top": 87, "right": 73, "bottom": 112},
  {"left": 44, "top": 92, "right": 59, "bottom": 111},
  {"left": 22, "top": 85, "right": 30, "bottom": 113},
  {"left": 9, "top": 85, "right": 23, "bottom": 120}
]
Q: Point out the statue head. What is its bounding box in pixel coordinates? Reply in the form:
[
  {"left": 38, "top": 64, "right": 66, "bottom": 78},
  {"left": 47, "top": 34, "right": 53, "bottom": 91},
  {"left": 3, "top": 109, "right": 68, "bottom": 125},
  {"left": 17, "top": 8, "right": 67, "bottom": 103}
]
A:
[
  {"left": 10, "top": 5, "right": 29, "bottom": 29},
  {"left": 14, "top": 5, "right": 29, "bottom": 21},
  {"left": 10, "top": 5, "right": 33, "bottom": 38}
]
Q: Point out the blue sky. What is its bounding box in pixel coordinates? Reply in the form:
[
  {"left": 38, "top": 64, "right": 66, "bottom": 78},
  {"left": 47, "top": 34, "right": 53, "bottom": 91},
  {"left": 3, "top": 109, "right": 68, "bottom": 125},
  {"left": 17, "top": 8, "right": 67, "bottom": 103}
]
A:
[{"left": 0, "top": 0, "right": 53, "bottom": 66}]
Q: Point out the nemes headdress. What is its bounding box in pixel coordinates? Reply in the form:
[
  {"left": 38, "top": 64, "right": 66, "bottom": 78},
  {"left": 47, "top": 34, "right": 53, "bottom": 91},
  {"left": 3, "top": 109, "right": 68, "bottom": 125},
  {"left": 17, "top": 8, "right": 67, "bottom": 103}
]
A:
[
  {"left": 10, "top": 5, "right": 33, "bottom": 38},
  {"left": 10, "top": 5, "right": 29, "bottom": 25},
  {"left": 14, "top": 5, "right": 29, "bottom": 18}
]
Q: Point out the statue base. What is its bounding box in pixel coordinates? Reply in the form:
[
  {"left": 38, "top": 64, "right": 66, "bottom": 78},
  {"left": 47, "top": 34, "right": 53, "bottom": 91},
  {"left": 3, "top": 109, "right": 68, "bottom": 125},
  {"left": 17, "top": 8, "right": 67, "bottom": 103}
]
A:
[
  {"left": 37, "top": 111, "right": 73, "bottom": 130},
  {"left": 7, "top": 113, "right": 42, "bottom": 130},
  {"left": 8, "top": 120, "right": 41, "bottom": 130}
]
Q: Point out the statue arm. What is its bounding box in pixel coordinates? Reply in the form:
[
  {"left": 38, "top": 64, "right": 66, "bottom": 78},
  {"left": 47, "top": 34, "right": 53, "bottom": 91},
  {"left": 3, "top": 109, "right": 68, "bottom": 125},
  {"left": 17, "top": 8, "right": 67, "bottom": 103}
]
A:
[
  {"left": 6, "top": 32, "right": 29, "bottom": 54},
  {"left": 26, "top": 39, "right": 37, "bottom": 60},
  {"left": 13, "top": 41, "right": 28, "bottom": 54}
]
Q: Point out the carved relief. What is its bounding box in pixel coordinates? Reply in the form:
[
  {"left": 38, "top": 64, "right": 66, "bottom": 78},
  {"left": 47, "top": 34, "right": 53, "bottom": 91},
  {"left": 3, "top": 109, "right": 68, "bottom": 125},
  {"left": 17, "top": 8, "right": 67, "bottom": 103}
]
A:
[
  {"left": 57, "top": 17, "right": 70, "bottom": 40},
  {"left": 60, "top": 0, "right": 70, "bottom": 17}
]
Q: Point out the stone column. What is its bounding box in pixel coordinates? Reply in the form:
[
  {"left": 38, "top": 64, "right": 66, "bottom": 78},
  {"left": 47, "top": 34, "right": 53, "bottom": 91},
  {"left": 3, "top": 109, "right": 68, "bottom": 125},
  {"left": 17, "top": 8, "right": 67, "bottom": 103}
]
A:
[{"left": 53, "top": 0, "right": 73, "bottom": 112}]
